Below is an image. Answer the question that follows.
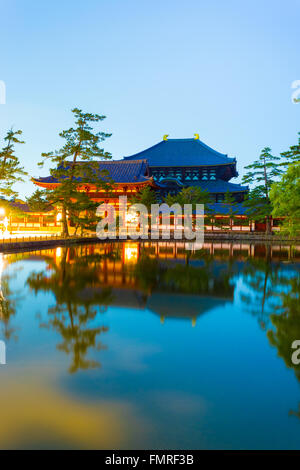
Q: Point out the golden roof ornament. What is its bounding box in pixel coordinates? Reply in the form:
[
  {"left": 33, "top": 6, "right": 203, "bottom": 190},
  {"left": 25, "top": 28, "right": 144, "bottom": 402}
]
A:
[
  {"left": 194, "top": 133, "right": 199, "bottom": 140},
  {"left": 163, "top": 134, "right": 169, "bottom": 141}
]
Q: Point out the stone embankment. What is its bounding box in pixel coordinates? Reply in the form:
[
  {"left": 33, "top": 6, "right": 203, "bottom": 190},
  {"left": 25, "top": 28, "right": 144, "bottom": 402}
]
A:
[{"left": 0, "top": 232, "right": 299, "bottom": 253}]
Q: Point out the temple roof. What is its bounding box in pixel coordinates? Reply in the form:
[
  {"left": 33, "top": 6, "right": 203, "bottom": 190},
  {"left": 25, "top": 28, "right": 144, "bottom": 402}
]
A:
[
  {"left": 188, "top": 179, "right": 248, "bottom": 193},
  {"left": 207, "top": 202, "right": 248, "bottom": 215},
  {"left": 158, "top": 202, "right": 248, "bottom": 215},
  {"left": 123, "top": 138, "right": 236, "bottom": 167},
  {"left": 157, "top": 178, "right": 248, "bottom": 193},
  {"left": 33, "top": 159, "right": 152, "bottom": 186},
  {"left": 146, "top": 292, "right": 230, "bottom": 319}
]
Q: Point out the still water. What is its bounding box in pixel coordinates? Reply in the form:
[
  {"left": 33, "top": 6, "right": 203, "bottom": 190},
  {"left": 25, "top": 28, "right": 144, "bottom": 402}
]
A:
[{"left": 0, "top": 241, "right": 300, "bottom": 449}]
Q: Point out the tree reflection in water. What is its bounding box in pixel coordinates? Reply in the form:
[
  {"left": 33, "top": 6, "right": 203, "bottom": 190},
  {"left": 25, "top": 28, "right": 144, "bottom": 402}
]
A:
[
  {"left": 133, "top": 248, "right": 234, "bottom": 298},
  {"left": 26, "top": 246, "right": 116, "bottom": 373},
  {"left": 267, "top": 270, "right": 300, "bottom": 417},
  {"left": 239, "top": 247, "right": 283, "bottom": 329},
  {"left": 0, "top": 253, "right": 23, "bottom": 341},
  {"left": 17, "top": 237, "right": 300, "bottom": 418}
]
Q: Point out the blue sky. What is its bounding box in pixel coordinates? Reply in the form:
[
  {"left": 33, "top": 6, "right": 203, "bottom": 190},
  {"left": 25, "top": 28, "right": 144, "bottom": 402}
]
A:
[{"left": 0, "top": 0, "right": 299, "bottom": 198}]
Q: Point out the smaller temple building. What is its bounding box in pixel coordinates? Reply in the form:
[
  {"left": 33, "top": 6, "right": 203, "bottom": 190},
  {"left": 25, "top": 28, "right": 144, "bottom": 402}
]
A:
[{"left": 33, "top": 159, "right": 155, "bottom": 209}]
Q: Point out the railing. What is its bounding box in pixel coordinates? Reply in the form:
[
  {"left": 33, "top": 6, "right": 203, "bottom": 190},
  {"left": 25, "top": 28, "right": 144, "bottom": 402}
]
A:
[{"left": 0, "top": 233, "right": 94, "bottom": 244}]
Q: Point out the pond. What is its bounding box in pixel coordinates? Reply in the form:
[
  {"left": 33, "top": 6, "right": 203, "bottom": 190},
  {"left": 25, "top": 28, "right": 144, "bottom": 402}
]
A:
[{"left": 0, "top": 241, "right": 300, "bottom": 449}]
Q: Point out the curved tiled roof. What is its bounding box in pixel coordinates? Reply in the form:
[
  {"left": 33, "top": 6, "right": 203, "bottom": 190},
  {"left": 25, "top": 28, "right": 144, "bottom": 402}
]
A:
[
  {"left": 123, "top": 138, "right": 236, "bottom": 167},
  {"left": 207, "top": 202, "right": 248, "bottom": 215},
  {"left": 33, "top": 159, "right": 152, "bottom": 185},
  {"left": 189, "top": 179, "right": 248, "bottom": 193},
  {"left": 147, "top": 293, "right": 229, "bottom": 319},
  {"left": 157, "top": 178, "right": 248, "bottom": 193}
]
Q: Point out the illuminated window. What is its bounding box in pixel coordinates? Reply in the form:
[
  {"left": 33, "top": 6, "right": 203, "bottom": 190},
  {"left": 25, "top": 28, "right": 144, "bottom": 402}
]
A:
[
  {"left": 202, "top": 169, "right": 208, "bottom": 180},
  {"left": 210, "top": 169, "right": 216, "bottom": 180}
]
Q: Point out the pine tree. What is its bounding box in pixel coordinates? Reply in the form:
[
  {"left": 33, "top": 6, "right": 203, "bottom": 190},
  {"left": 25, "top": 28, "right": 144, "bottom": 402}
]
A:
[
  {"left": 131, "top": 185, "right": 158, "bottom": 210},
  {"left": 242, "top": 147, "right": 282, "bottom": 233},
  {"left": 165, "top": 186, "right": 212, "bottom": 210},
  {"left": 26, "top": 189, "right": 51, "bottom": 212},
  {"left": 39, "top": 108, "right": 112, "bottom": 237},
  {"left": 164, "top": 186, "right": 212, "bottom": 231},
  {"left": 280, "top": 132, "right": 300, "bottom": 167},
  {"left": 220, "top": 190, "right": 239, "bottom": 231},
  {"left": 0, "top": 129, "right": 27, "bottom": 199}
]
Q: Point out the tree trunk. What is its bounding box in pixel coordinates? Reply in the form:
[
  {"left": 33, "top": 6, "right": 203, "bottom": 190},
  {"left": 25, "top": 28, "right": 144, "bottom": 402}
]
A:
[
  {"left": 265, "top": 216, "right": 272, "bottom": 235},
  {"left": 62, "top": 206, "right": 69, "bottom": 237}
]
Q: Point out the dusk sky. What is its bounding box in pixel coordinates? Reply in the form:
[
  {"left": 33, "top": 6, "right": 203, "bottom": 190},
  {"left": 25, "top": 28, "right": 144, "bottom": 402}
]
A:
[{"left": 0, "top": 0, "right": 299, "bottom": 197}]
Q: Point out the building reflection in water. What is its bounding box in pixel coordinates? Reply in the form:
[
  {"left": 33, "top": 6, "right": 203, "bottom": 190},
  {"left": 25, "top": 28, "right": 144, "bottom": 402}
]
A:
[
  {"left": 0, "top": 240, "right": 299, "bottom": 378},
  {"left": 28, "top": 240, "right": 300, "bottom": 331},
  {"left": 124, "top": 243, "right": 139, "bottom": 264}
]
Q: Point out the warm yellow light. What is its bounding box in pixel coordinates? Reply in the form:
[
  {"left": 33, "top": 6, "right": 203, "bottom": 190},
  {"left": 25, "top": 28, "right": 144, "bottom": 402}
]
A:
[
  {"left": 124, "top": 243, "right": 138, "bottom": 263},
  {"left": 126, "top": 212, "right": 139, "bottom": 224},
  {"left": 56, "top": 212, "right": 62, "bottom": 222},
  {"left": 0, "top": 208, "right": 5, "bottom": 216},
  {"left": 56, "top": 247, "right": 62, "bottom": 259}
]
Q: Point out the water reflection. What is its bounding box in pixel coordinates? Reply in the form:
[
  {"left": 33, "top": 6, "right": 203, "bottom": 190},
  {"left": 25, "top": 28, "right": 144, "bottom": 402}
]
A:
[
  {"left": 0, "top": 253, "right": 23, "bottom": 341},
  {"left": 26, "top": 246, "right": 116, "bottom": 373},
  {"left": 267, "top": 271, "right": 300, "bottom": 416},
  {"left": 0, "top": 370, "right": 145, "bottom": 449},
  {"left": 23, "top": 241, "right": 300, "bottom": 354},
  {"left": 3, "top": 241, "right": 300, "bottom": 350},
  {"left": 239, "top": 256, "right": 283, "bottom": 329},
  {"left": 0, "top": 241, "right": 300, "bottom": 448}
]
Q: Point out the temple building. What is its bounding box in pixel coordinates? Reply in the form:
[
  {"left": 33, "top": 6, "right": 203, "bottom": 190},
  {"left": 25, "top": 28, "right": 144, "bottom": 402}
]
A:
[
  {"left": 32, "top": 135, "right": 248, "bottom": 215},
  {"left": 33, "top": 159, "right": 155, "bottom": 208},
  {"left": 123, "top": 135, "right": 248, "bottom": 203}
]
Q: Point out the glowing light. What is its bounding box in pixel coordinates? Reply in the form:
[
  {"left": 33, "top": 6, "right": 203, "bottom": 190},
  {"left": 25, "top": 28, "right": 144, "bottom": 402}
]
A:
[
  {"left": 0, "top": 208, "right": 5, "bottom": 216},
  {"left": 0, "top": 217, "right": 9, "bottom": 238},
  {"left": 56, "top": 247, "right": 62, "bottom": 259},
  {"left": 56, "top": 212, "right": 62, "bottom": 222},
  {"left": 126, "top": 212, "right": 139, "bottom": 224},
  {"left": 124, "top": 243, "right": 138, "bottom": 263}
]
